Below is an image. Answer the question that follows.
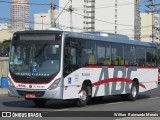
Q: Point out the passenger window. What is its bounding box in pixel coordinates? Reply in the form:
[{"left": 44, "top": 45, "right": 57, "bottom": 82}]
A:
[
  {"left": 111, "top": 44, "right": 123, "bottom": 66},
  {"left": 146, "top": 48, "right": 157, "bottom": 66},
  {"left": 124, "top": 45, "right": 136, "bottom": 66},
  {"left": 97, "top": 42, "right": 111, "bottom": 65},
  {"left": 80, "top": 40, "right": 96, "bottom": 66},
  {"left": 97, "top": 42, "right": 105, "bottom": 65},
  {"left": 136, "top": 46, "right": 145, "bottom": 66}
]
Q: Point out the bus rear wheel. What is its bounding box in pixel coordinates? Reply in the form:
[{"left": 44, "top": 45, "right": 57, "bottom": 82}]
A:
[
  {"left": 128, "top": 82, "right": 138, "bottom": 101},
  {"left": 121, "top": 82, "right": 138, "bottom": 101},
  {"left": 33, "top": 99, "right": 47, "bottom": 107},
  {"left": 75, "top": 85, "right": 89, "bottom": 107}
]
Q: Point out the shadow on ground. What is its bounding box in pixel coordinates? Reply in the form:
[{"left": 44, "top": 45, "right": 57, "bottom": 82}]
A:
[{"left": 2, "top": 93, "right": 151, "bottom": 110}]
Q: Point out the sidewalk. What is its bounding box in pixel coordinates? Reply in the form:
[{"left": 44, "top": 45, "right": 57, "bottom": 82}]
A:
[{"left": 0, "top": 88, "right": 8, "bottom": 95}]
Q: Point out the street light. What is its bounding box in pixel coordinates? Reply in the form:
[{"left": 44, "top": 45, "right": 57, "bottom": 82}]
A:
[{"left": 40, "top": 15, "right": 46, "bottom": 30}]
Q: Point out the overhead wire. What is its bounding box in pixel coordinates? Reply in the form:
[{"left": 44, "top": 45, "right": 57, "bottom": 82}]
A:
[
  {"left": 0, "top": 17, "right": 154, "bottom": 40},
  {"left": 0, "top": 0, "right": 137, "bottom": 27},
  {"left": 0, "top": 17, "right": 155, "bottom": 35},
  {"left": 1, "top": 0, "right": 155, "bottom": 39}
]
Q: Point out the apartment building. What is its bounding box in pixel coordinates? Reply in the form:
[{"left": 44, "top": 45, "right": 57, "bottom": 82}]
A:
[
  {"left": 11, "top": 0, "right": 29, "bottom": 31},
  {"left": 140, "top": 13, "right": 160, "bottom": 43},
  {"left": 58, "top": 0, "right": 140, "bottom": 40}
]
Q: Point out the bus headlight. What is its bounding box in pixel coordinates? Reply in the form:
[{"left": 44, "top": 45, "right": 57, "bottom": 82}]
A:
[
  {"left": 48, "top": 78, "right": 61, "bottom": 90},
  {"left": 8, "top": 78, "right": 15, "bottom": 88}
]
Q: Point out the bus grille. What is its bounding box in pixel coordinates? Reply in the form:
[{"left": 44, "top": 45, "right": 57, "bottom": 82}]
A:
[
  {"left": 10, "top": 71, "right": 56, "bottom": 84},
  {"left": 12, "top": 76, "right": 52, "bottom": 83},
  {"left": 17, "top": 90, "right": 45, "bottom": 97}
]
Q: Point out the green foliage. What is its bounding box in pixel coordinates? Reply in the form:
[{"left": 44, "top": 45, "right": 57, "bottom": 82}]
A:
[{"left": 1, "top": 40, "right": 11, "bottom": 57}]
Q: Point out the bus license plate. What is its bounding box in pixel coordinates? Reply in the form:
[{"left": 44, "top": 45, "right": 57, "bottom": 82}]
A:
[{"left": 25, "top": 94, "right": 36, "bottom": 98}]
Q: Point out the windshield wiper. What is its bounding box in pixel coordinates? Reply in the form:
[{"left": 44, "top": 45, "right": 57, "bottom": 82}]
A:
[{"left": 35, "top": 44, "right": 47, "bottom": 58}]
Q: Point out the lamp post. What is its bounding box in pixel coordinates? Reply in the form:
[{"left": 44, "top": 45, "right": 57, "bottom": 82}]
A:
[{"left": 40, "top": 15, "right": 46, "bottom": 30}]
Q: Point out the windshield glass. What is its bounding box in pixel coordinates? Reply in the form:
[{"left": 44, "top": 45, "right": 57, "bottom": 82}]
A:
[{"left": 9, "top": 43, "right": 61, "bottom": 77}]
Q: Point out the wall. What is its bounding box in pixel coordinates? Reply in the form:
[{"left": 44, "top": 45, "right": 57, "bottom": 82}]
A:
[{"left": 0, "top": 57, "right": 9, "bottom": 77}]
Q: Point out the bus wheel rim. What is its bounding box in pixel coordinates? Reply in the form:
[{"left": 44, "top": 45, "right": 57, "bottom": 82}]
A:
[
  {"left": 132, "top": 86, "right": 137, "bottom": 98},
  {"left": 80, "top": 90, "right": 87, "bottom": 101}
]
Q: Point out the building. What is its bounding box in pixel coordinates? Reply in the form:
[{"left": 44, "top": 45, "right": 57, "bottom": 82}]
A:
[
  {"left": 34, "top": 9, "right": 59, "bottom": 30},
  {"left": 10, "top": 0, "right": 29, "bottom": 31},
  {"left": 0, "top": 30, "right": 13, "bottom": 43},
  {"left": 140, "top": 13, "right": 160, "bottom": 43},
  {"left": 59, "top": 0, "right": 140, "bottom": 40},
  {"left": 0, "top": 23, "right": 11, "bottom": 30},
  {"left": 0, "top": 23, "right": 12, "bottom": 43},
  {"left": 34, "top": 11, "right": 51, "bottom": 30}
]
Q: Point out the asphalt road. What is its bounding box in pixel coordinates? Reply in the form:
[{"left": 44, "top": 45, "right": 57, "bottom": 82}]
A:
[{"left": 0, "top": 85, "right": 160, "bottom": 120}]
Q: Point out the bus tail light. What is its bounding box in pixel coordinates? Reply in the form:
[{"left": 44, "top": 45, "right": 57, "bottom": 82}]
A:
[
  {"left": 8, "top": 78, "right": 15, "bottom": 88},
  {"left": 48, "top": 78, "right": 61, "bottom": 90}
]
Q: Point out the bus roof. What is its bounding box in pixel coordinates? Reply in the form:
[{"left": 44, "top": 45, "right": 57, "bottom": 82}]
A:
[
  {"left": 14, "top": 30, "right": 157, "bottom": 48},
  {"left": 64, "top": 31, "right": 157, "bottom": 48}
]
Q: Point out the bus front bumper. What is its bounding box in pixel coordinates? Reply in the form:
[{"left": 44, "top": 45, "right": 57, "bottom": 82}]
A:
[{"left": 8, "top": 86, "right": 63, "bottom": 99}]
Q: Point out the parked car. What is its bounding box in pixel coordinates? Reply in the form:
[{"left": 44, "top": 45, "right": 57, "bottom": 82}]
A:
[{"left": 158, "top": 68, "right": 160, "bottom": 84}]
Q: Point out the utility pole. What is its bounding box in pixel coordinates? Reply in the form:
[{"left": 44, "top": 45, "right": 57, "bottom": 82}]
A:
[
  {"left": 40, "top": 15, "right": 46, "bottom": 30},
  {"left": 145, "top": 0, "right": 160, "bottom": 44},
  {"left": 68, "top": 0, "right": 73, "bottom": 31},
  {"left": 151, "top": 0, "right": 155, "bottom": 43},
  {"left": 51, "top": 0, "right": 56, "bottom": 28},
  {"left": 115, "top": 0, "right": 117, "bottom": 34},
  {"left": 134, "top": 0, "right": 140, "bottom": 40},
  {"left": 145, "top": 0, "right": 156, "bottom": 43}
]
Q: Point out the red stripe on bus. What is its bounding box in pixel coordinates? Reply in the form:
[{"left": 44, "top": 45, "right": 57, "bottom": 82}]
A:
[{"left": 92, "top": 78, "right": 146, "bottom": 89}]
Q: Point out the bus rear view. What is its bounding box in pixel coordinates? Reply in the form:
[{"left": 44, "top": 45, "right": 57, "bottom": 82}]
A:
[{"left": 8, "top": 31, "right": 63, "bottom": 106}]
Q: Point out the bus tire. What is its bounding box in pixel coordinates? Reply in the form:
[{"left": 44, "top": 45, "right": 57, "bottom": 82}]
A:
[
  {"left": 128, "top": 82, "right": 138, "bottom": 101},
  {"left": 92, "top": 96, "right": 104, "bottom": 102},
  {"left": 76, "top": 85, "right": 88, "bottom": 107},
  {"left": 33, "top": 99, "right": 47, "bottom": 107}
]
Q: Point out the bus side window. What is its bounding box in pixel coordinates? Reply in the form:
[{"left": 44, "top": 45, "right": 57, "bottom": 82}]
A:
[
  {"left": 146, "top": 47, "right": 157, "bottom": 66},
  {"left": 88, "top": 54, "right": 95, "bottom": 64},
  {"left": 111, "top": 44, "right": 123, "bottom": 66},
  {"left": 124, "top": 45, "right": 136, "bottom": 66},
  {"left": 103, "top": 58, "right": 110, "bottom": 65},
  {"left": 64, "top": 47, "right": 77, "bottom": 65},
  {"left": 136, "top": 46, "right": 145, "bottom": 66},
  {"left": 71, "top": 48, "right": 77, "bottom": 65},
  {"left": 64, "top": 47, "right": 79, "bottom": 76}
]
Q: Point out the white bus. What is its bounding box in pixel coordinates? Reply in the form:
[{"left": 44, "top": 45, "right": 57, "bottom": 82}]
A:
[{"left": 8, "top": 30, "right": 158, "bottom": 107}]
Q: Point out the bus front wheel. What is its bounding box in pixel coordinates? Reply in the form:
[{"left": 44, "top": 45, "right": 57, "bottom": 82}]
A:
[{"left": 75, "top": 85, "right": 89, "bottom": 107}]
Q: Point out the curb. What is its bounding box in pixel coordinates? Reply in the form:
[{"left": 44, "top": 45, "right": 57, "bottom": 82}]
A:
[{"left": 0, "top": 88, "right": 8, "bottom": 95}]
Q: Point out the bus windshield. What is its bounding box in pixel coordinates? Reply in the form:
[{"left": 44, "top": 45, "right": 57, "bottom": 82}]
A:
[{"left": 9, "top": 43, "right": 61, "bottom": 77}]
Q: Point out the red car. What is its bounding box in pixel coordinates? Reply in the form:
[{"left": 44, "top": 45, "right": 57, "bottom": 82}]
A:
[{"left": 158, "top": 68, "right": 160, "bottom": 83}]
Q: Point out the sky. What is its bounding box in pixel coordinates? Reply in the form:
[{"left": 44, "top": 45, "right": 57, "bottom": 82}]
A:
[
  {"left": 0, "top": 0, "right": 59, "bottom": 25},
  {"left": 0, "top": 0, "right": 160, "bottom": 26}
]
